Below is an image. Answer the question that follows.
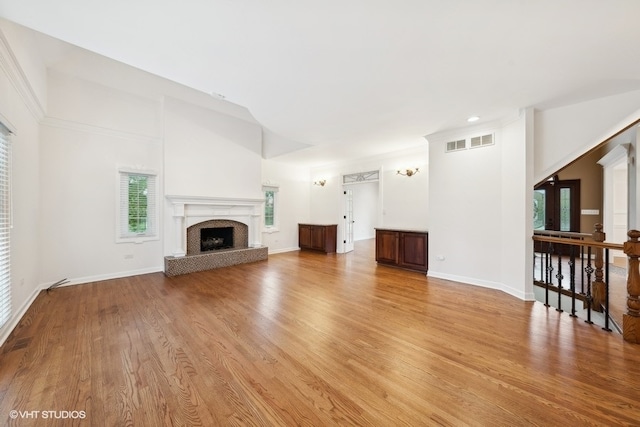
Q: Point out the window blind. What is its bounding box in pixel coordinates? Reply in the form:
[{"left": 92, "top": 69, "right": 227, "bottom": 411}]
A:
[
  {"left": 263, "top": 185, "right": 279, "bottom": 228},
  {"left": 119, "top": 171, "right": 157, "bottom": 239},
  {"left": 0, "top": 123, "right": 11, "bottom": 329}
]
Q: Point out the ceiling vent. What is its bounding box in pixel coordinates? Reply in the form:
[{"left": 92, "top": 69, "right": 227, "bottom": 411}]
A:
[
  {"left": 446, "top": 139, "right": 466, "bottom": 152},
  {"left": 470, "top": 133, "right": 494, "bottom": 148}
]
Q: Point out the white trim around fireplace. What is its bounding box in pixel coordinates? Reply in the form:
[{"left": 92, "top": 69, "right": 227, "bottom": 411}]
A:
[{"left": 166, "top": 195, "right": 264, "bottom": 257}]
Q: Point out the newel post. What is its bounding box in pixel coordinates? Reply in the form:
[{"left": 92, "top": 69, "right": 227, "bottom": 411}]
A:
[
  {"left": 623, "top": 230, "right": 640, "bottom": 343},
  {"left": 592, "top": 224, "right": 606, "bottom": 312}
]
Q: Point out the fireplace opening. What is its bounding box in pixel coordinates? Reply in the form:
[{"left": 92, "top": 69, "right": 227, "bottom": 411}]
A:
[{"left": 200, "top": 227, "right": 234, "bottom": 252}]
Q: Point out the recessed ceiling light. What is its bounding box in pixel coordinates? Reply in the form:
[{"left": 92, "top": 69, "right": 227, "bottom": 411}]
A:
[{"left": 467, "top": 116, "right": 480, "bottom": 122}]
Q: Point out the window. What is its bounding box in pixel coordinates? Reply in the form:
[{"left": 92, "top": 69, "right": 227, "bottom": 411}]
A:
[
  {"left": 118, "top": 169, "right": 158, "bottom": 242},
  {"left": 342, "top": 170, "right": 379, "bottom": 184},
  {"left": 263, "top": 184, "right": 279, "bottom": 231},
  {"left": 0, "top": 123, "right": 11, "bottom": 329}
]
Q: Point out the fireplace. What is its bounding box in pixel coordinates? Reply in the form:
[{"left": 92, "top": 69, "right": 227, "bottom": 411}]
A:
[
  {"left": 164, "top": 195, "right": 267, "bottom": 276},
  {"left": 186, "top": 219, "right": 248, "bottom": 255},
  {"left": 200, "top": 227, "right": 233, "bottom": 251}
]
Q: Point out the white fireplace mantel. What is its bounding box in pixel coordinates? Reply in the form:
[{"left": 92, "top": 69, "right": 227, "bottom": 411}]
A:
[{"left": 166, "top": 195, "right": 264, "bottom": 257}]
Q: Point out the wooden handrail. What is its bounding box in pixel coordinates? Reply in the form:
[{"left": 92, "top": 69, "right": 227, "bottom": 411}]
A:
[
  {"left": 534, "top": 230, "right": 593, "bottom": 239},
  {"left": 532, "top": 235, "right": 624, "bottom": 251}
]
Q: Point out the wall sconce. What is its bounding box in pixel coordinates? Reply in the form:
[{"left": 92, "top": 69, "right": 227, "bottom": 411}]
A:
[
  {"left": 397, "top": 168, "right": 419, "bottom": 177},
  {"left": 314, "top": 180, "right": 326, "bottom": 186}
]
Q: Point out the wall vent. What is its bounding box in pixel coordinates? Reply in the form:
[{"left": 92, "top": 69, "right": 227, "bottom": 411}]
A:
[
  {"left": 446, "top": 139, "right": 466, "bottom": 152},
  {"left": 470, "top": 133, "right": 494, "bottom": 148}
]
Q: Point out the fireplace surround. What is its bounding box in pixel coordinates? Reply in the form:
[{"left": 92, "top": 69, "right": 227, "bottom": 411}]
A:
[{"left": 164, "top": 195, "right": 267, "bottom": 276}]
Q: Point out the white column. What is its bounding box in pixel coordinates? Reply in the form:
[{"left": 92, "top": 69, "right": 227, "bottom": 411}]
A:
[
  {"left": 172, "top": 203, "right": 186, "bottom": 257},
  {"left": 250, "top": 214, "right": 262, "bottom": 247}
]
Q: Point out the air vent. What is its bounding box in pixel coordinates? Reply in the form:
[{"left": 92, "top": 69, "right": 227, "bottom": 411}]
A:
[
  {"left": 446, "top": 139, "right": 466, "bottom": 152},
  {"left": 470, "top": 133, "right": 494, "bottom": 148}
]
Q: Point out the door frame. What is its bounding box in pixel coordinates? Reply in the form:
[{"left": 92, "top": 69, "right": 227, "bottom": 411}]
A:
[
  {"left": 339, "top": 168, "right": 382, "bottom": 253},
  {"left": 535, "top": 177, "right": 581, "bottom": 233}
]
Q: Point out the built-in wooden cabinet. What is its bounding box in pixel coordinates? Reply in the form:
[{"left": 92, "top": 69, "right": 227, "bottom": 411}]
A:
[
  {"left": 375, "top": 228, "right": 428, "bottom": 272},
  {"left": 298, "top": 224, "right": 337, "bottom": 253}
]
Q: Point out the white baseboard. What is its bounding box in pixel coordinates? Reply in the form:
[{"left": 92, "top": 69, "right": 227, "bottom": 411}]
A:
[
  {"left": 427, "top": 270, "right": 535, "bottom": 301},
  {"left": 268, "top": 247, "right": 300, "bottom": 255},
  {"left": 0, "top": 286, "right": 41, "bottom": 347},
  {"left": 41, "top": 266, "right": 165, "bottom": 290}
]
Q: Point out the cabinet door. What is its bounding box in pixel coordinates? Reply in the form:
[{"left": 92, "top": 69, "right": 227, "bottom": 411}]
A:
[
  {"left": 299, "top": 225, "right": 311, "bottom": 249},
  {"left": 376, "top": 230, "right": 398, "bottom": 263},
  {"left": 310, "top": 226, "right": 325, "bottom": 250},
  {"left": 399, "top": 232, "right": 428, "bottom": 271}
]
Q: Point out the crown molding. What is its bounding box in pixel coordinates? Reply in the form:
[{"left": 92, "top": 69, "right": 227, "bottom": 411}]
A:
[
  {"left": 41, "top": 116, "right": 161, "bottom": 143},
  {"left": 0, "top": 28, "right": 45, "bottom": 122}
]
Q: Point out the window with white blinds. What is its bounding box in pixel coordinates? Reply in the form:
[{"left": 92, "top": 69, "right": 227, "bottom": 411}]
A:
[
  {"left": 263, "top": 184, "right": 279, "bottom": 231},
  {"left": 117, "top": 169, "right": 158, "bottom": 242},
  {"left": 0, "top": 123, "right": 11, "bottom": 329}
]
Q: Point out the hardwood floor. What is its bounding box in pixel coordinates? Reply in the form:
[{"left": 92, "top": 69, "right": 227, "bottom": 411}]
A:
[{"left": 1, "top": 239, "right": 640, "bottom": 426}]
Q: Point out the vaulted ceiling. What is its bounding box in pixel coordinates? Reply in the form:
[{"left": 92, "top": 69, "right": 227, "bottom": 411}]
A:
[{"left": 2, "top": 0, "right": 640, "bottom": 166}]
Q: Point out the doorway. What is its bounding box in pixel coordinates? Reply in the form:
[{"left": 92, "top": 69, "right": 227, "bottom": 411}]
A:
[
  {"left": 340, "top": 170, "right": 381, "bottom": 254},
  {"left": 534, "top": 177, "right": 581, "bottom": 232},
  {"left": 343, "top": 188, "right": 354, "bottom": 253}
]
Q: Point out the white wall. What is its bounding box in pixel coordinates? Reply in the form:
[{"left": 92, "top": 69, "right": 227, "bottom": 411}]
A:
[
  {"left": 0, "top": 21, "right": 47, "bottom": 344},
  {"left": 535, "top": 90, "right": 640, "bottom": 183},
  {"left": 381, "top": 155, "right": 429, "bottom": 230},
  {"left": 500, "top": 110, "right": 534, "bottom": 299},
  {"left": 310, "top": 145, "right": 428, "bottom": 252},
  {"left": 163, "top": 97, "right": 262, "bottom": 199},
  {"left": 40, "top": 72, "right": 164, "bottom": 284},
  {"left": 427, "top": 122, "right": 508, "bottom": 294},
  {"left": 261, "top": 159, "right": 311, "bottom": 253},
  {"left": 426, "top": 113, "right": 536, "bottom": 300},
  {"left": 0, "top": 19, "right": 48, "bottom": 112}
]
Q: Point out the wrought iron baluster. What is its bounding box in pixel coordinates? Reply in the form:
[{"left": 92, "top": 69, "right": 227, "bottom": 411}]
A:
[
  {"left": 603, "top": 249, "right": 612, "bottom": 332},
  {"left": 581, "top": 245, "right": 585, "bottom": 294},
  {"left": 556, "top": 250, "right": 563, "bottom": 313},
  {"left": 584, "top": 246, "right": 594, "bottom": 324},
  {"left": 545, "top": 242, "right": 553, "bottom": 307}
]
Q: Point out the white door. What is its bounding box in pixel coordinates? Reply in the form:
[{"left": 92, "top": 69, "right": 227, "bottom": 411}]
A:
[{"left": 344, "top": 189, "right": 354, "bottom": 253}]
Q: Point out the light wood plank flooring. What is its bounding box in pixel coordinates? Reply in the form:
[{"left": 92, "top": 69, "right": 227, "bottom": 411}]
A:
[{"left": 1, "top": 239, "right": 640, "bottom": 426}]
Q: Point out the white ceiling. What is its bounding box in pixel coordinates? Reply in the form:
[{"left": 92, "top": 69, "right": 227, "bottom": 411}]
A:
[{"left": 2, "top": 0, "right": 640, "bottom": 166}]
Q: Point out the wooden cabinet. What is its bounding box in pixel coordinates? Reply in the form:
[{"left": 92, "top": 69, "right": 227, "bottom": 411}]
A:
[
  {"left": 298, "top": 224, "right": 337, "bottom": 253},
  {"left": 375, "top": 228, "right": 428, "bottom": 272},
  {"left": 375, "top": 229, "right": 399, "bottom": 264}
]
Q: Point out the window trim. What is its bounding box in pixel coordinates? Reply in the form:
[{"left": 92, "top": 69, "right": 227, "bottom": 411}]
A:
[{"left": 116, "top": 167, "right": 159, "bottom": 244}]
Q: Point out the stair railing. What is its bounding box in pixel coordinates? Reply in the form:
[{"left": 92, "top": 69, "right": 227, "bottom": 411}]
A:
[{"left": 532, "top": 224, "right": 623, "bottom": 334}]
